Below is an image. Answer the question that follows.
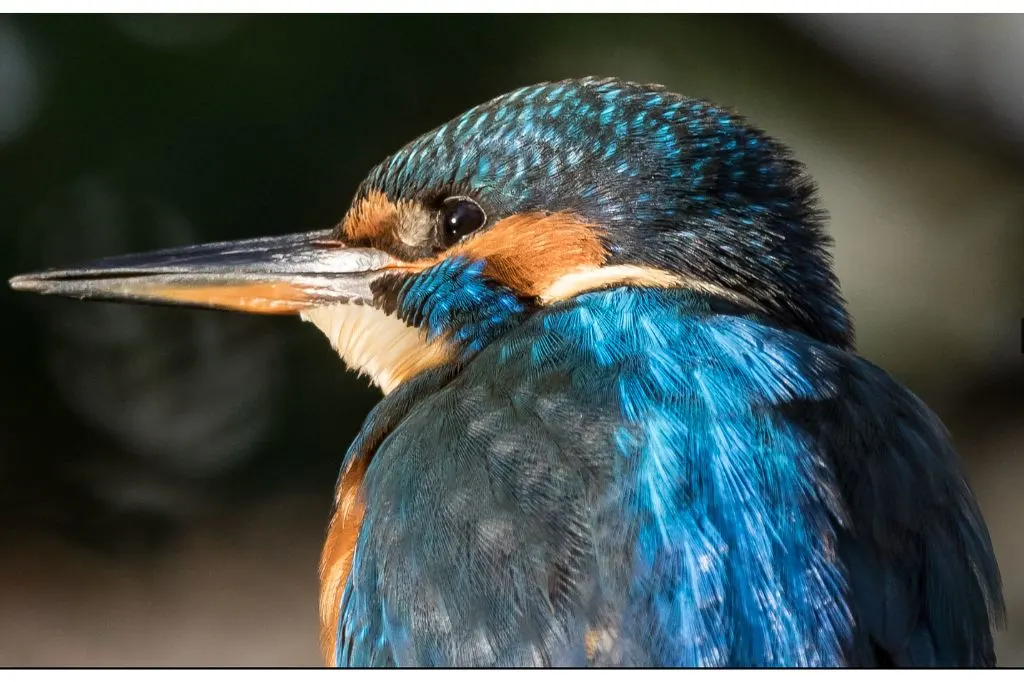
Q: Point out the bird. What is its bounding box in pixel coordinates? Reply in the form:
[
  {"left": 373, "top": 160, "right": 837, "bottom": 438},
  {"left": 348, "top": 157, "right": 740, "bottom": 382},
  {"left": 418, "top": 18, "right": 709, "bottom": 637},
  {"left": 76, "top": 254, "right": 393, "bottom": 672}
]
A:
[{"left": 9, "top": 77, "right": 1004, "bottom": 667}]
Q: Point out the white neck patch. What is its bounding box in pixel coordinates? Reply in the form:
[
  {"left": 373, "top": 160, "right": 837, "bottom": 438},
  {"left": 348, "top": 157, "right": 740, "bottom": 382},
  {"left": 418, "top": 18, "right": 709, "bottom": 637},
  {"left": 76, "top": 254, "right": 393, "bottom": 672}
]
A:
[{"left": 299, "top": 304, "right": 453, "bottom": 394}]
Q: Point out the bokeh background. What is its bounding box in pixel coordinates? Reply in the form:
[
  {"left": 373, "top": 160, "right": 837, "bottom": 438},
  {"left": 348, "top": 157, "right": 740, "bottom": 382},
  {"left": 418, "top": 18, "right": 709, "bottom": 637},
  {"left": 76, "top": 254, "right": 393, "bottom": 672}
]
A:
[{"left": 0, "top": 14, "right": 1021, "bottom": 667}]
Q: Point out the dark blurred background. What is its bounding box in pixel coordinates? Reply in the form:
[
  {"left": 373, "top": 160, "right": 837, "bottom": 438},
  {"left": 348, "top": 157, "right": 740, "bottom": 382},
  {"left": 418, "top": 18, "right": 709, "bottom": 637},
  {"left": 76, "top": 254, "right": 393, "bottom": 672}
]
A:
[{"left": 0, "top": 14, "right": 1020, "bottom": 667}]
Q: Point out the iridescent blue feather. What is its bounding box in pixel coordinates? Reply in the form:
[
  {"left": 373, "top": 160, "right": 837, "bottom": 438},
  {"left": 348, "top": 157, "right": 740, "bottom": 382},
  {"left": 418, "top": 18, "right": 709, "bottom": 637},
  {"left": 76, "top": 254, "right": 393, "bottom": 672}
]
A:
[{"left": 336, "top": 285, "right": 1001, "bottom": 666}]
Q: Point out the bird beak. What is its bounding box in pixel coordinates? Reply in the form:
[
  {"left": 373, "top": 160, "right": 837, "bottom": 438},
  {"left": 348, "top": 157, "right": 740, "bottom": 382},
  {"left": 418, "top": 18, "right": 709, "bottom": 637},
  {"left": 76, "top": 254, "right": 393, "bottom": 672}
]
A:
[{"left": 8, "top": 230, "right": 396, "bottom": 314}]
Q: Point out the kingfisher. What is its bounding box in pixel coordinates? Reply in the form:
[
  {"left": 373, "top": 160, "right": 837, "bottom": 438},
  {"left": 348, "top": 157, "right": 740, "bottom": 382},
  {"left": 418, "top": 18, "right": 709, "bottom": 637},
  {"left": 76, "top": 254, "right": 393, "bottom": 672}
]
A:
[{"left": 10, "top": 77, "right": 1004, "bottom": 667}]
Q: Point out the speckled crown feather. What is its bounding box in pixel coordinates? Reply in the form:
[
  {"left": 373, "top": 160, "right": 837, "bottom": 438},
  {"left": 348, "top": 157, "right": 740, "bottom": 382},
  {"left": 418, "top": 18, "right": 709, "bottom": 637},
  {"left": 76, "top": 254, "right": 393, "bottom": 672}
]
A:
[{"left": 357, "top": 77, "right": 852, "bottom": 348}]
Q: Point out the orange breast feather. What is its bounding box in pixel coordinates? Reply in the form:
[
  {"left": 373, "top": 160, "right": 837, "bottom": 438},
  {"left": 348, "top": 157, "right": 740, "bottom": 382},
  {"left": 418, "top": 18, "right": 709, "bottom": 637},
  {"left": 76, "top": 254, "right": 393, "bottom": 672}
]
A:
[{"left": 318, "top": 457, "right": 368, "bottom": 666}]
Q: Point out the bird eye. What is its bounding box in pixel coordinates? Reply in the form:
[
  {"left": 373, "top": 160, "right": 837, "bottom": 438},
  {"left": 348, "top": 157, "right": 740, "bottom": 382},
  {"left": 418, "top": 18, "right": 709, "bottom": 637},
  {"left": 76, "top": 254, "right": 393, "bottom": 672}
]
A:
[{"left": 440, "top": 197, "right": 487, "bottom": 246}]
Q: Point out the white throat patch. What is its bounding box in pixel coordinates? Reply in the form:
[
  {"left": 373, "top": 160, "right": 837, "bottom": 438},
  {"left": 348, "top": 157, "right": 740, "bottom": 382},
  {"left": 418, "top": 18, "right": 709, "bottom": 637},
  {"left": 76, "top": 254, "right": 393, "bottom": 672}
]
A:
[{"left": 299, "top": 304, "right": 453, "bottom": 394}]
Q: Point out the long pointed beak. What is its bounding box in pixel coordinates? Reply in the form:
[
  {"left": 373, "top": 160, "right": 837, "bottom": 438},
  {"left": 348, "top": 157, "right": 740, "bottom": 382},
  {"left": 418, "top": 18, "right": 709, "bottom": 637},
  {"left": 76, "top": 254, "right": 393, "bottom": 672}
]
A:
[{"left": 9, "top": 230, "right": 395, "bottom": 314}]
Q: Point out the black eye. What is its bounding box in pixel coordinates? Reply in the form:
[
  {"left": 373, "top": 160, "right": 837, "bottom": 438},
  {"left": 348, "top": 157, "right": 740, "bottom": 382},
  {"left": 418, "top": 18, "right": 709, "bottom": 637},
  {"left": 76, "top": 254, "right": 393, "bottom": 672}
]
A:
[{"left": 440, "top": 197, "right": 486, "bottom": 246}]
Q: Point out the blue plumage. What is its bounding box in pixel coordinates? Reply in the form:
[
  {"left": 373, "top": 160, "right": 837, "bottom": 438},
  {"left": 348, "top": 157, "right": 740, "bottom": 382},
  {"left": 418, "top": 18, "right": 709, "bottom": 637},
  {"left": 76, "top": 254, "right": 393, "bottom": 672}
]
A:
[
  {"left": 545, "top": 290, "right": 850, "bottom": 666},
  {"left": 335, "top": 285, "right": 1001, "bottom": 666},
  {"left": 394, "top": 256, "right": 525, "bottom": 356}
]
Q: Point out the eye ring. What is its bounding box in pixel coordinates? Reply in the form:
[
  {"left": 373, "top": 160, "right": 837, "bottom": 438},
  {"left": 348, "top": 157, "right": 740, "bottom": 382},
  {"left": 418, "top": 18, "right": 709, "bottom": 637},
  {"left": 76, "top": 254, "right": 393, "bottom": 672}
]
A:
[{"left": 440, "top": 196, "right": 487, "bottom": 246}]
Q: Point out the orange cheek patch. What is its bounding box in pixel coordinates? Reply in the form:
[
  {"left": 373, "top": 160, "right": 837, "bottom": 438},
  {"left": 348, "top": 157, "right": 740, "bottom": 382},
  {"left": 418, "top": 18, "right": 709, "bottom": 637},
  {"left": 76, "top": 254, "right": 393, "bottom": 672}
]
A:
[
  {"left": 318, "top": 456, "right": 368, "bottom": 666},
  {"left": 346, "top": 208, "right": 607, "bottom": 300},
  {"left": 444, "top": 212, "right": 608, "bottom": 297},
  {"left": 341, "top": 190, "right": 399, "bottom": 244}
]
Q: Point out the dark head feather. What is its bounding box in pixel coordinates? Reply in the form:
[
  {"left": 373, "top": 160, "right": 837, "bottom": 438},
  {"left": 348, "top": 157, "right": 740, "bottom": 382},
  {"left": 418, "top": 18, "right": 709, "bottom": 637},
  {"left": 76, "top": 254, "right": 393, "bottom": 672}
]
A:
[{"left": 357, "top": 77, "right": 852, "bottom": 348}]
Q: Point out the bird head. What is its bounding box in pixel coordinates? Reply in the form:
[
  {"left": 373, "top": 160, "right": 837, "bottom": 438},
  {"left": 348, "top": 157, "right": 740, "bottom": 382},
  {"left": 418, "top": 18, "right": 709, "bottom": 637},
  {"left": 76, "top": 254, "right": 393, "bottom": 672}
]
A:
[{"left": 10, "top": 77, "right": 852, "bottom": 394}]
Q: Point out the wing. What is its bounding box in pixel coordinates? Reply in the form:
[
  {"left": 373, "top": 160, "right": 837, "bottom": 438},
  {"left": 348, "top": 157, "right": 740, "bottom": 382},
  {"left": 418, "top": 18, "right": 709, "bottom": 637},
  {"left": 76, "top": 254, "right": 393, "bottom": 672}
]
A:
[
  {"left": 791, "top": 354, "right": 1005, "bottom": 666},
  {"left": 338, "top": 359, "right": 611, "bottom": 666},
  {"left": 336, "top": 288, "right": 1003, "bottom": 666}
]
